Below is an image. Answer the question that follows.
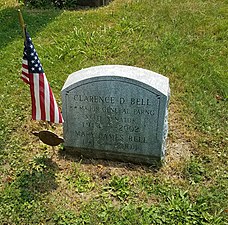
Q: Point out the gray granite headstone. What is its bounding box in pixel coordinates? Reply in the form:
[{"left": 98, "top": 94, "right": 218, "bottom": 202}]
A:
[{"left": 61, "top": 65, "right": 170, "bottom": 164}]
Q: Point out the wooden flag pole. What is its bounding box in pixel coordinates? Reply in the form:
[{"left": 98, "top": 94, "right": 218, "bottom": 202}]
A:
[{"left": 18, "top": 9, "right": 26, "bottom": 41}]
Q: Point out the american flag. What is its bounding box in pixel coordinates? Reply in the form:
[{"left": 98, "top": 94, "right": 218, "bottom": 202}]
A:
[{"left": 22, "top": 30, "right": 63, "bottom": 123}]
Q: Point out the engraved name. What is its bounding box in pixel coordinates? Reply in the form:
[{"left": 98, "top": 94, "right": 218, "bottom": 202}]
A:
[{"left": 73, "top": 95, "right": 151, "bottom": 106}]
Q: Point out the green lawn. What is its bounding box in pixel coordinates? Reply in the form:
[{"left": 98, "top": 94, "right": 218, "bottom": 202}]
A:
[{"left": 0, "top": 0, "right": 227, "bottom": 224}]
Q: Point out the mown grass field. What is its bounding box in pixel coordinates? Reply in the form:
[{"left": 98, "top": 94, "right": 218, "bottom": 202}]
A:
[{"left": 0, "top": 0, "right": 227, "bottom": 224}]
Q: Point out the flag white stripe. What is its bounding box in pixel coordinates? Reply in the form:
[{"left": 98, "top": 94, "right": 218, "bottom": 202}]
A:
[
  {"left": 55, "top": 103, "right": 59, "bottom": 123},
  {"left": 22, "top": 67, "right": 29, "bottom": 74},
  {"left": 43, "top": 76, "right": 50, "bottom": 121},
  {"left": 22, "top": 59, "right": 28, "bottom": 65},
  {"left": 33, "top": 74, "right": 41, "bottom": 120},
  {"left": 21, "top": 74, "right": 29, "bottom": 81},
  {"left": 53, "top": 95, "right": 59, "bottom": 123}
]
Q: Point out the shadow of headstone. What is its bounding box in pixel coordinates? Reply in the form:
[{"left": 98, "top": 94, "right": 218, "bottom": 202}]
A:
[{"left": 59, "top": 148, "right": 162, "bottom": 173}]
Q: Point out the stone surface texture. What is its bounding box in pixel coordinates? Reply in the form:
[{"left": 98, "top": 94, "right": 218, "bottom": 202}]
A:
[{"left": 61, "top": 65, "right": 170, "bottom": 164}]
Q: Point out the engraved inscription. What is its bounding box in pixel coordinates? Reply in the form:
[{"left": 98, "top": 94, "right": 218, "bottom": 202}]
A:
[{"left": 65, "top": 80, "right": 161, "bottom": 155}]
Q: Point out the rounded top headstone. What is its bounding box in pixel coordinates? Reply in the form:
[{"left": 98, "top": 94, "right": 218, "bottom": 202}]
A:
[
  {"left": 61, "top": 65, "right": 170, "bottom": 164},
  {"left": 62, "top": 65, "right": 169, "bottom": 96}
]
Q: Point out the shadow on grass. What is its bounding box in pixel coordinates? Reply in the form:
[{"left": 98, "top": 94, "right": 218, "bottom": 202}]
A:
[
  {"left": 59, "top": 148, "right": 162, "bottom": 173},
  {"left": 0, "top": 6, "right": 62, "bottom": 51},
  {"left": 16, "top": 155, "right": 59, "bottom": 202}
]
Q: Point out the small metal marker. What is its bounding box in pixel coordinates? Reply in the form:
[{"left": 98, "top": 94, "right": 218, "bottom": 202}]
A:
[{"left": 32, "top": 130, "right": 64, "bottom": 157}]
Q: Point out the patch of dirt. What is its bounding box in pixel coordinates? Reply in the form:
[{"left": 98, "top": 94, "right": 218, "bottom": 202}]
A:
[
  {"left": 14, "top": 99, "right": 194, "bottom": 181},
  {"left": 53, "top": 100, "right": 193, "bottom": 178},
  {"left": 158, "top": 101, "right": 193, "bottom": 181}
]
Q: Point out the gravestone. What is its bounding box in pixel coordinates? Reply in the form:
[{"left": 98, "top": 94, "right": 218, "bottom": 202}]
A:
[{"left": 61, "top": 65, "right": 170, "bottom": 164}]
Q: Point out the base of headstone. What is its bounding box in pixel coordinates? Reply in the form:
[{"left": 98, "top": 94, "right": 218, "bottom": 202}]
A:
[{"left": 62, "top": 146, "right": 162, "bottom": 166}]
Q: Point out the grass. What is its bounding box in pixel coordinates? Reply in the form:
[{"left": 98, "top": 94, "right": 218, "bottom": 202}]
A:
[{"left": 0, "top": 0, "right": 227, "bottom": 224}]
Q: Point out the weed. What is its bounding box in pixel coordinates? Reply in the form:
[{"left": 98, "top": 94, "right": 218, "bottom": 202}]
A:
[
  {"left": 104, "top": 175, "right": 132, "bottom": 201},
  {"left": 66, "top": 167, "right": 95, "bottom": 193},
  {"left": 184, "top": 158, "right": 206, "bottom": 183}
]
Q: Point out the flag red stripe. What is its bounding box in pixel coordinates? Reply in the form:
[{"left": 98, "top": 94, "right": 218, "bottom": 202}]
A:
[
  {"left": 22, "top": 71, "right": 29, "bottom": 76},
  {"left": 29, "top": 74, "right": 36, "bottom": 120},
  {"left": 39, "top": 74, "right": 46, "bottom": 121},
  {"left": 58, "top": 108, "right": 63, "bottom": 123},
  {"left": 49, "top": 84, "right": 55, "bottom": 122},
  {"left": 22, "top": 72, "right": 30, "bottom": 82},
  {"left": 22, "top": 64, "right": 28, "bottom": 69},
  {"left": 22, "top": 77, "right": 30, "bottom": 84}
]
